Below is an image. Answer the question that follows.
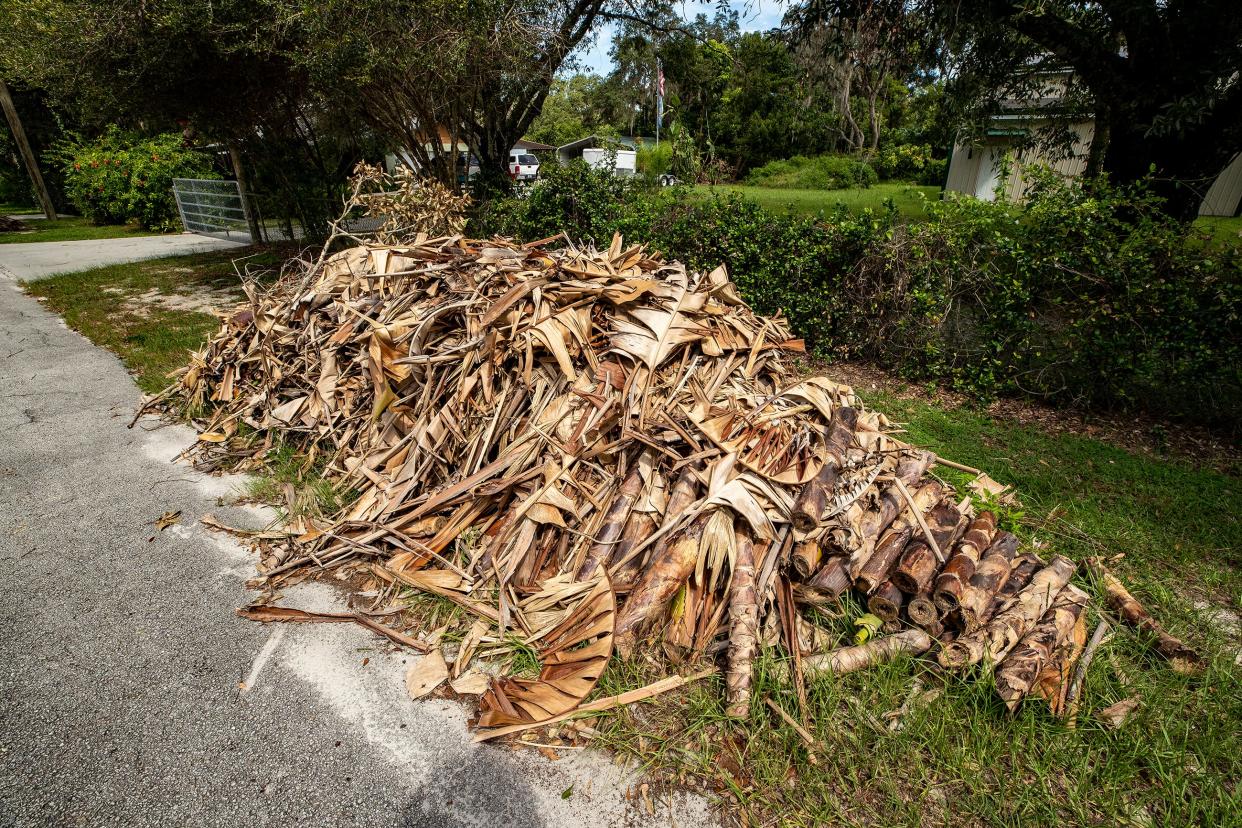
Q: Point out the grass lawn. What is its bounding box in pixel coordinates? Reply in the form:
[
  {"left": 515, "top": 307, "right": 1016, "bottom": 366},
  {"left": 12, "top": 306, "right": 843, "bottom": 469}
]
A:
[
  {"left": 22, "top": 246, "right": 287, "bottom": 393},
  {"left": 0, "top": 201, "right": 36, "bottom": 214},
  {"left": 693, "top": 182, "right": 943, "bottom": 220},
  {"left": 594, "top": 389, "right": 1240, "bottom": 826},
  {"left": 1196, "top": 215, "right": 1242, "bottom": 247},
  {"left": 25, "top": 248, "right": 1242, "bottom": 827},
  {"left": 0, "top": 215, "right": 168, "bottom": 244}
]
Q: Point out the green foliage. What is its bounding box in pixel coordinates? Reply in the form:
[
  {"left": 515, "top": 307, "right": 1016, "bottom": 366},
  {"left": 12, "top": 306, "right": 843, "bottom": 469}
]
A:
[
  {"left": 55, "top": 129, "right": 217, "bottom": 231},
  {"left": 635, "top": 140, "right": 672, "bottom": 181},
  {"left": 872, "top": 143, "right": 945, "bottom": 184},
  {"left": 478, "top": 168, "right": 1242, "bottom": 427},
  {"left": 745, "top": 154, "right": 878, "bottom": 190}
]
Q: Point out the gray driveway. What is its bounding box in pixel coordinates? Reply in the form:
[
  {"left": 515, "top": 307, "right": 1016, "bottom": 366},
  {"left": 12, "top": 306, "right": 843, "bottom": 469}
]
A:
[
  {"left": 0, "top": 244, "right": 711, "bottom": 827},
  {"left": 0, "top": 232, "right": 244, "bottom": 281}
]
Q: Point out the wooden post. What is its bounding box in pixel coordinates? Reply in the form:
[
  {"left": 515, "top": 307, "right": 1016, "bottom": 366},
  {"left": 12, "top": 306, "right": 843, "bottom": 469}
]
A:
[
  {"left": 227, "top": 141, "right": 263, "bottom": 243},
  {"left": 0, "top": 79, "right": 56, "bottom": 220}
]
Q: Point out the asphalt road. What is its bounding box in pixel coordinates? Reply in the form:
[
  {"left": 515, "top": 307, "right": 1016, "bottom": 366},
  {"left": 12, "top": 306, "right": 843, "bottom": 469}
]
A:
[{"left": 0, "top": 249, "right": 711, "bottom": 827}]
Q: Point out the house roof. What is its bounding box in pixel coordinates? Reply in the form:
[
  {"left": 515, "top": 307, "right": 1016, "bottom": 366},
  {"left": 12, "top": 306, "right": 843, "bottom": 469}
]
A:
[
  {"left": 557, "top": 134, "right": 642, "bottom": 153},
  {"left": 515, "top": 138, "right": 555, "bottom": 152}
]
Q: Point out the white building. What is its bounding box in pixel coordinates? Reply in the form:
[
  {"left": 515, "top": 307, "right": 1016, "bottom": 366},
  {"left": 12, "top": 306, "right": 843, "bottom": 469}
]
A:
[{"left": 944, "top": 73, "right": 1242, "bottom": 217}]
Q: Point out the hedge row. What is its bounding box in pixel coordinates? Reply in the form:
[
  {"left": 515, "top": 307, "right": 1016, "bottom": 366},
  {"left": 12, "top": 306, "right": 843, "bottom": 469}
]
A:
[{"left": 478, "top": 162, "right": 1242, "bottom": 429}]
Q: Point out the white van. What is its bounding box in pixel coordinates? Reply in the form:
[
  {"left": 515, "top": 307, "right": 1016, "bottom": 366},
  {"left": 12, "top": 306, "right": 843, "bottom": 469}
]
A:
[{"left": 509, "top": 150, "right": 540, "bottom": 181}]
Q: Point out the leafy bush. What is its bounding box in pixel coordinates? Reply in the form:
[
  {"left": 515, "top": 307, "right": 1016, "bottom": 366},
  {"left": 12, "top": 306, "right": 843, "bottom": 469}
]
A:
[
  {"left": 745, "top": 154, "right": 878, "bottom": 190},
  {"left": 56, "top": 128, "right": 217, "bottom": 230},
  {"left": 872, "top": 143, "right": 945, "bottom": 184},
  {"left": 476, "top": 169, "right": 1242, "bottom": 428},
  {"left": 635, "top": 141, "right": 673, "bottom": 182}
]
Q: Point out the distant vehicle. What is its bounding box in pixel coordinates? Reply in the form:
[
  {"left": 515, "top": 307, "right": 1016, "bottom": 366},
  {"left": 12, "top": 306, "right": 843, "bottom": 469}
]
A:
[
  {"left": 509, "top": 151, "right": 540, "bottom": 181},
  {"left": 658, "top": 173, "right": 680, "bottom": 187}
]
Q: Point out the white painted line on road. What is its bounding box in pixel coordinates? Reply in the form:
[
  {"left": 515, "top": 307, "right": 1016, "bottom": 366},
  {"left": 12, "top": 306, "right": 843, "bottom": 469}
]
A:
[{"left": 241, "top": 626, "right": 287, "bottom": 694}]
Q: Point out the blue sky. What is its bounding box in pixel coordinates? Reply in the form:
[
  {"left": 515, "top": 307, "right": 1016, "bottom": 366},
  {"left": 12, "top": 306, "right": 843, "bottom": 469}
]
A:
[{"left": 575, "top": 1, "right": 786, "bottom": 75}]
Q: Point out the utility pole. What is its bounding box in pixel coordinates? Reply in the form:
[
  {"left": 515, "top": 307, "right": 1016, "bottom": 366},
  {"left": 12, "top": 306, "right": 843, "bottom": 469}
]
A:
[{"left": 0, "top": 79, "right": 56, "bottom": 220}]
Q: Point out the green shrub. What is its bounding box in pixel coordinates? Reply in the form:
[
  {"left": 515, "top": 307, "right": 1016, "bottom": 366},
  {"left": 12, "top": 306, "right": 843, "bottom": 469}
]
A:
[
  {"left": 475, "top": 169, "right": 1242, "bottom": 428},
  {"left": 872, "top": 143, "right": 946, "bottom": 184},
  {"left": 745, "top": 154, "right": 878, "bottom": 190},
  {"left": 635, "top": 141, "right": 673, "bottom": 182},
  {"left": 56, "top": 128, "right": 217, "bottom": 230}
]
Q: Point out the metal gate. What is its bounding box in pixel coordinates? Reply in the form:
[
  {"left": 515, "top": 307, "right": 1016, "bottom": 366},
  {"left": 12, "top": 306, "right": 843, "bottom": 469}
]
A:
[{"left": 172, "top": 178, "right": 252, "bottom": 242}]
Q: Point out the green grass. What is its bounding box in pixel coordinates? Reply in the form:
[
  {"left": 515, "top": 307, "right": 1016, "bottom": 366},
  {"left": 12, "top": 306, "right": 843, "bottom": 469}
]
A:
[
  {"left": 0, "top": 201, "right": 35, "bottom": 214},
  {"left": 22, "top": 247, "right": 285, "bottom": 393},
  {"left": 245, "top": 439, "right": 360, "bottom": 520},
  {"left": 0, "top": 215, "right": 166, "bottom": 244},
  {"left": 591, "top": 390, "right": 1240, "bottom": 827},
  {"left": 1196, "top": 215, "right": 1242, "bottom": 248},
  {"left": 693, "top": 182, "right": 942, "bottom": 220}
]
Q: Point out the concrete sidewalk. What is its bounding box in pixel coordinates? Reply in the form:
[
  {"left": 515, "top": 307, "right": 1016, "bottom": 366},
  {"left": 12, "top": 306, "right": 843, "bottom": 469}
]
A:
[
  {"left": 0, "top": 254, "right": 711, "bottom": 826},
  {"left": 0, "top": 232, "right": 244, "bottom": 281}
]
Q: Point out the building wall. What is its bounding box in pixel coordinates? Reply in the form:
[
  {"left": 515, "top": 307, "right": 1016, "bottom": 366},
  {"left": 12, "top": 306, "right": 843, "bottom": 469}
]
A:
[
  {"left": 945, "top": 120, "right": 1093, "bottom": 202},
  {"left": 1199, "top": 152, "right": 1242, "bottom": 217}
]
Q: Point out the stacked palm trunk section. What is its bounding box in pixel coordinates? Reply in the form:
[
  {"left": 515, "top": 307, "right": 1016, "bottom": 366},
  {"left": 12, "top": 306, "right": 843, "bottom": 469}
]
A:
[{"left": 157, "top": 220, "right": 1122, "bottom": 735}]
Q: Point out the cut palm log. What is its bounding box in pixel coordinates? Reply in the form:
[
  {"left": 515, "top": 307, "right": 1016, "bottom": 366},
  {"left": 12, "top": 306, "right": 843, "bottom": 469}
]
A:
[
  {"left": 797, "top": 555, "right": 851, "bottom": 605},
  {"left": 892, "top": 502, "right": 968, "bottom": 594},
  {"left": 577, "top": 460, "right": 646, "bottom": 579},
  {"left": 850, "top": 453, "right": 934, "bottom": 574},
  {"left": 933, "top": 512, "right": 997, "bottom": 613},
  {"left": 609, "top": 508, "right": 658, "bottom": 592},
  {"left": 802, "top": 629, "right": 933, "bottom": 676},
  {"left": 856, "top": 481, "right": 942, "bottom": 594},
  {"left": 791, "top": 539, "right": 823, "bottom": 581},
  {"left": 997, "top": 554, "right": 1042, "bottom": 601},
  {"left": 940, "top": 555, "right": 1077, "bottom": 668},
  {"left": 907, "top": 592, "right": 940, "bottom": 627},
  {"left": 957, "top": 532, "right": 1019, "bottom": 631},
  {"left": 867, "top": 580, "right": 904, "bottom": 622},
  {"left": 790, "top": 407, "right": 858, "bottom": 531},
  {"left": 726, "top": 528, "right": 759, "bottom": 717},
  {"left": 1086, "top": 558, "right": 1202, "bottom": 674},
  {"left": 994, "top": 585, "right": 1089, "bottom": 711},
  {"left": 614, "top": 516, "right": 708, "bottom": 656},
  {"left": 1032, "top": 610, "right": 1088, "bottom": 715}
]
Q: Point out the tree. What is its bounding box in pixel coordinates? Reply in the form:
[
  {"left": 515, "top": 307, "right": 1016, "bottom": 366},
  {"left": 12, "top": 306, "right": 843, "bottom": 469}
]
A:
[
  {"left": 0, "top": 0, "right": 374, "bottom": 237},
  {"left": 820, "top": 0, "right": 1242, "bottom": 220},
  {"left": 280, "top": 0, "right": 619, "bottom": 192}
]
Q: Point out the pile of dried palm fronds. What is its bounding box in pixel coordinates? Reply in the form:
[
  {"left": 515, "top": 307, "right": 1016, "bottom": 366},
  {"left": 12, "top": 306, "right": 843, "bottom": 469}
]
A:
[{"left": 148, "top": 216, "right": 1200, "bottom": 738}]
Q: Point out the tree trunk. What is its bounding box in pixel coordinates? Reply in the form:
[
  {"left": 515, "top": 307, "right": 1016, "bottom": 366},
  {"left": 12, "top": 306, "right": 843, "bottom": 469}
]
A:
[
  {"left": 867, "top": 580, "right": 903, "bottom": 622},
  {"left": 577, "top": 460, "right": 645, "bottom": 579},
  {"left": 956, "top": 532, "right": 1019, "bottom": 630},
  {"left": 799, "top": 555, "right": 851, "bottom": 605},
  {"left": 227, "top": 142, "right": 263, "bottom": 244},
  {"left": 791, "top": 539, "right": 823, "bottom": 581},
  {"left": 0, "top": 79, "right": 55, "bottom": 220},
  {"left": 940, "top": 555, "right": 1077, "bottom": 669},
  {"left": 725, "top": 528, "right": 759, "bottom": 717},
  {"left": 849, "top": 452, "right": 933, "bottom": 575},
  {"left": 1086, "top": 558, "right": 1202, "bottom": 674},
  {"left": 856, "top": 481, "right": 942, "bottom": 594},
  {"left": 613, "top": 514, "right": 707, "bottom": 656},
  {"left": 907, "top": 592, "right": 940, "bottom": 628},
  {"left": 892, "top": 502, "right": 967, "bottom": 594}
]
